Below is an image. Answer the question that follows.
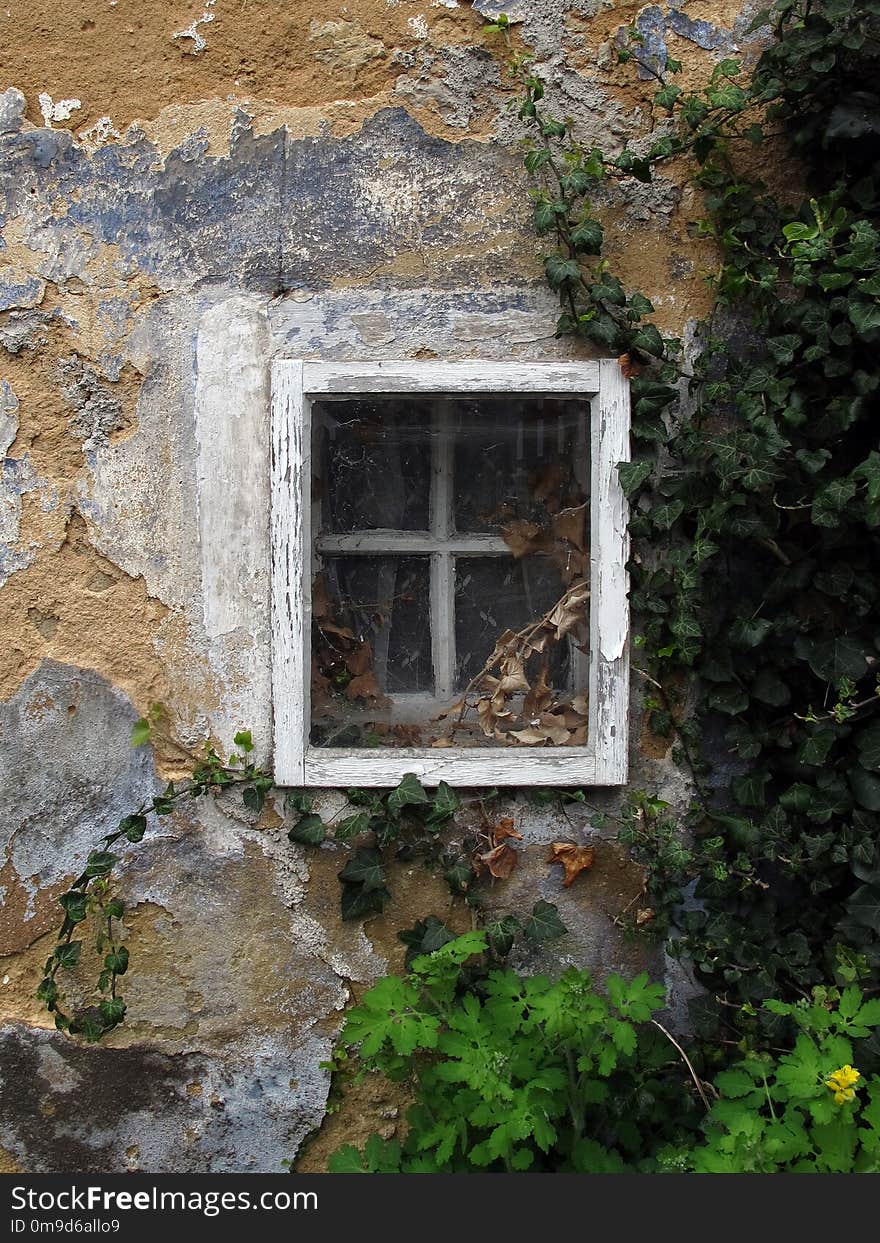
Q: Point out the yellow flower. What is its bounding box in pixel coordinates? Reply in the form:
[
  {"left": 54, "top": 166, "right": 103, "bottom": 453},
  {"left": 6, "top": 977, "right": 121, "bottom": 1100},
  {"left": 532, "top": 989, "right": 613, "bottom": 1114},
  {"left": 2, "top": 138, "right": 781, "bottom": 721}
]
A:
[{"left": 824, "top": 1064, "right": 861, "bottom": 1104}]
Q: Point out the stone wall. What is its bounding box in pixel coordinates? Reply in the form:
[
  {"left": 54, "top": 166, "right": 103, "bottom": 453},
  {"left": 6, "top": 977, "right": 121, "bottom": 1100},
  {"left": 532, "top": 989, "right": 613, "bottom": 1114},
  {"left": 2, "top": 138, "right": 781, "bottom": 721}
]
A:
[{"left": 0, "top": 0, "right": 757, "bottom": 1172}]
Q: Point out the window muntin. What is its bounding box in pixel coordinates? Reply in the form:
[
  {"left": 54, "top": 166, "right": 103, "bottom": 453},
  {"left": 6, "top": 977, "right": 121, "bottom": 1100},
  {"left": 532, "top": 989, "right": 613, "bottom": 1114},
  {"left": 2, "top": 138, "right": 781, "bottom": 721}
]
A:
[{"left": 271, "top": 360, "right": 630, "bottom": 787}]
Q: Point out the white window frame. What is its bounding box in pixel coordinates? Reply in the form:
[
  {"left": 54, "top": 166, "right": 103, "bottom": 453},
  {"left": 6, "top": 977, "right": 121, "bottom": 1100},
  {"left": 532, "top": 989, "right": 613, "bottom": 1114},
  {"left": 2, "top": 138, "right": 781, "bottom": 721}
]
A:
[{"left": 271, "top": 359, "right": 630, "bottom": 787}]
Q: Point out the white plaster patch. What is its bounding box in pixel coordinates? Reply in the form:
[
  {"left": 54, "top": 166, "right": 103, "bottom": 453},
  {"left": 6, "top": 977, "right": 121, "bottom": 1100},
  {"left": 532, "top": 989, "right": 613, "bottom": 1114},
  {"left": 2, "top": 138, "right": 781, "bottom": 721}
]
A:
[
  {"left": 78, "top": 115, "right": 121, "bottom": 149},
  {"left": 173, "top": 0, "right": 216, "bottom": 55},
  {"left": 37, "top": 94, "right": 82, "bottom": 127},
  {"left": 408, "top": 14, "right": 429, "bottom": 38}
]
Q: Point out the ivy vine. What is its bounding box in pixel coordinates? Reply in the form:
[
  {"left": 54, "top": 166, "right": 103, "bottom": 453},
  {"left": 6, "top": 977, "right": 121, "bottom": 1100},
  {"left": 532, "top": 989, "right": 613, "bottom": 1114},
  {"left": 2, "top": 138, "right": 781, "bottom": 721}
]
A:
[{"left": 487, "top": 0, "right": 880, "bottom": 1046}]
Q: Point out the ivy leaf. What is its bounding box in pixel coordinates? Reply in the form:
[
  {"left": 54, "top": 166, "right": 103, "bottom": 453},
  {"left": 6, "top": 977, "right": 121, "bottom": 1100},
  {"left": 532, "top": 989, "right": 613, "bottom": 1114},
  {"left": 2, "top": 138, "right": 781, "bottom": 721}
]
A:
[
  {"left": 288, "top": 814, "right": 326, "bottom": 846},
  {"left": 812, "top": 479, "right": 857, "bottom": 527},
  {"left": 544, "top": 255, "right": 582, "bottom": 289},
  {"left": 233, "top": 729, "right": 254, "bottom": 753},
  {"left": 617, "top": 460, "right": 653, "bottom": 497},
  {"left": 631, "top": 325, "right": 665, "bottom": 357},
  {"left": 242, "top": 786, "right": 265, "bottom": 813},
  {"left": 387, "top": 773, "right": 430, "bottom": 814},
  {"left": 60, "top": 892, "right": 88, "bottom": 923},
  {"left": 98, "top": 997, "right": 126, "bottom": 1026},
  {"left": 570, "top": 220, "right": 604, "bottom": 254},
  {"left": 522, "top": 900, "right": 567, "bottom": 944},
  {"left": 798, "top": 635, "right": 868, "bottom": 684},
  {"left": 399, "top": 916, "right": 455, "bottom": 967},
  {"left": 340, "top": 883, "right": 390, "bottom": 921},
  {"left": 849, "top": 767, "right": 880, "bottom": 811},
  {"left": 339, "top": 847, "right": 387, "bottom": 893},
  {"left": 798, "top": 731, "right": 836, "bottom": 767},
  {"left": 54, "top": 942, "right": 82, "bottom": 970},
  {"left": 425, "top": 781, "right": 459, "bottom": 829},
  {"left": 729, "top": 617, "right": 773, "bottom": 648},
  {"left": 335, "top": 810, "right": 373, "bottom": 842},
  {"left": 84, "top": 851, "right": 117, "bottom": 878},
  {"left": 732, "top": 772, "right": 769, "bottom": 808},
  {"left": 130, "top": 718, "right": 151, "bottom": 747},
  {"left": 120, "top": 814, "right": 147, "bottom": 843},
  {"left": 855, "top": 722, "right": 880, "bottom": 770},
  {"left": 104, "top": 947, "right": 129, "bottom": 975},
  {"left": 485, "top": 915, "right": 522, "bottom": 959},
  {"left": 848, "top": 299, "right": 880, "bottom": 336}
]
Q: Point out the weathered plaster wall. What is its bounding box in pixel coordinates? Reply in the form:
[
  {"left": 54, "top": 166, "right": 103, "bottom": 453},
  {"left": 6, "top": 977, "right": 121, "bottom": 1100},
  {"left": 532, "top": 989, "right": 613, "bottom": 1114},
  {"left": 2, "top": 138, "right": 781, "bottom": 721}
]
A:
[{"left": 0, "top": 0, "right": 758, "bottom": 1172}]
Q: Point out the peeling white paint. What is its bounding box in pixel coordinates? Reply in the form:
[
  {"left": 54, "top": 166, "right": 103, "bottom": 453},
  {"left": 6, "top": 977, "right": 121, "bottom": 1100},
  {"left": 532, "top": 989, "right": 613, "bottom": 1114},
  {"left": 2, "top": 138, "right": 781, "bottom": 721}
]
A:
[
  {"left": 193, "top": 293, "right": 274, "bottom": 754},
  {"left": 173, "top": 0, "right": 216, "bottom": 55},
  {"left": 37, "top": 93, "right": 82, "bottom": 126}
]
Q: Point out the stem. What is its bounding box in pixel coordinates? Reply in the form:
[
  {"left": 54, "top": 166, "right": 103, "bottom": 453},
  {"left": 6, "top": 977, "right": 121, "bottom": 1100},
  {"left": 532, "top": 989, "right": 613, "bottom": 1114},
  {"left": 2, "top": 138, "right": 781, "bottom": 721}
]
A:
[{"left": 651, "top": 1018, "right": 713, "bottom": 1113}]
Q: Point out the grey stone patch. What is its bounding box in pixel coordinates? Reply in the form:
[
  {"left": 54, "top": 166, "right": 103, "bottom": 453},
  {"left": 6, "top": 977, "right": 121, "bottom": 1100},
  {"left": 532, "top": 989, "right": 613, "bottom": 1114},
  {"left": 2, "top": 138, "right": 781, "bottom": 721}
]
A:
[
  {"left": 0, "top": 88, "right": 26, "bottom": 135},
  {"left": 59, "top": 354, "right": 126, "bottom": 448},
  {"left": 0, "top": 309, "right": 51, "bottom": 354},
  {"left": 0, "top": 452, "right": 55, "bottom": 587},
  {"left": 0, "top": 269, "right": 45, "bottom": 312},
  {"left": 471, "top": 0, "right": 527, "bottom": 21},
  {"left": 393, "top": 44, "right": 500, "bottom": 129},
  {"left": 631, "top": 6, "right": 668, "bottom": 80},
  {"left": 0, "top": 378, "right": 18, "bottom": 456},
  {"left": 667, "top": 10, "right": 738, "bottom": 52},
  {"left": 0, "top": 661, "right": 157, "bottom": 913},
  {"left": 0, "top": 1023, "right": 332, "bottom": 1173}
]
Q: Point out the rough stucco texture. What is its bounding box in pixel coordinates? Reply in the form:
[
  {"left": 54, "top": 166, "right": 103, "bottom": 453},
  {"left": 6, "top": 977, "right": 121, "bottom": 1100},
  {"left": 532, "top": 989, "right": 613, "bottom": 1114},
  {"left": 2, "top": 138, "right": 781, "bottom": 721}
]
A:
[{"left": 0, "top": 0, "right": 755, "bottom": 1172}]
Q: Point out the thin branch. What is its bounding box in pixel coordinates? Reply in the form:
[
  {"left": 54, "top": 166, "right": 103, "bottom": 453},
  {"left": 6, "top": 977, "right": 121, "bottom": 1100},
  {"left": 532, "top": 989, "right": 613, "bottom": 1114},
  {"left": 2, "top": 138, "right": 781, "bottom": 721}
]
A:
[{"left": 651, "top": 1018, "right": 714, "bottom": 1112}]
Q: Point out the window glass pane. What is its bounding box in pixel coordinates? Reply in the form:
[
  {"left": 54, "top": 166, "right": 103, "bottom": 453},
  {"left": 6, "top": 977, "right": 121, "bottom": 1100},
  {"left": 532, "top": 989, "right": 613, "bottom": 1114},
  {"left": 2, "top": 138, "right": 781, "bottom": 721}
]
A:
[
  {"left": 311, "top": 556, "right": 432, "bottom": 747},
  {"left": 313, "top": 398, "right": 431, "bottom": 532},
  {"left": 452, "top": 396, "right": 586, "bottom": 535},
  {"left": 454, "top": 556, "right": 570, "bottom": 690}
]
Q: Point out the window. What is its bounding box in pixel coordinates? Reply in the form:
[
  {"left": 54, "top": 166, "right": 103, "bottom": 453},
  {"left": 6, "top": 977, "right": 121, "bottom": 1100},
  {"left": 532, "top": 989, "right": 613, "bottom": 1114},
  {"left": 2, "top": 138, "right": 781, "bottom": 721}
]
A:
[{"left": 271, "top": 360, "right": 630, "bottom": 787}]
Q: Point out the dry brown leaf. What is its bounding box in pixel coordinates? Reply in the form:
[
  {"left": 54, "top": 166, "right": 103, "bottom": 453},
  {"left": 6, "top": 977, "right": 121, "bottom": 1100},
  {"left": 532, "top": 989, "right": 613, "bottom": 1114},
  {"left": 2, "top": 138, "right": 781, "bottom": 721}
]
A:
[
  {"left": 636, "top": 908, "right": 656, "bottom": 926},
  {"left": 502, "top": 519, "right": 547, "bottom": 559},
  {"left": 478, "top": 842, "right": 518, "bottom": 879},
  {"left": 344, "top": 640, "right": 373, "bottom": 677},
  {"left": 568, "top": 725, "right": 589, "bottom": 745},
  {"left": 319, "top": 620, "right": 357, "bottom": 642},
  {"left": 530, "top": 462, "right": 570, "bottom": 508},
  {"left": 618, "top": 353, "right": 643, "bottom": 380},
  {"left": 523, "top": 664, "right": 554, "bottom": 719},
  {"left": 434, "top": 698, "right": 465, "bottom": 721},
  {"left": 508, "top": 726, "right": 551, "bottom": 745},
  {"left": 492, "top": 817, "right": 523, "bottom": 844},
  {"left": 431, "top": 733, "right": 454, "bottom": 748},
  {"left": 548, "top": 841, "right": 595, "bottom": 887},
  {"left": 312, "top": 573, "right": 332, "bottom": 621},
  {"left": 345, "top": 671, "right": 390, "bottom": 704},
  {"left": 551, "top": 506, "right": 587, "bottom": 552},
  {"left": 498, "top": 662, "right": 530, "bottom": 695},
  {"left": 311, "top": 666, "right": 332, "bottom": 712},
  {"left": 571, "top": 693, "right": 589, "bottom": 716},
  {"left": 538, "top": 714, "right": 573, "bottom": 745}
]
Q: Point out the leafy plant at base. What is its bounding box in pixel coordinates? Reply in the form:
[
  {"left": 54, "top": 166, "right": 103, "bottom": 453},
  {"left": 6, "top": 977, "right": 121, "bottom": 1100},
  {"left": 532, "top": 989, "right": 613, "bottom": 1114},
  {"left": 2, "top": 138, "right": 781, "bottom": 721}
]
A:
[
  {"left": 328, "top": 932, "right": 699, "bottom": 1172},
  {"left": 661, "top": 987, "right": 880, "bottom": 1172},
  {"left": 486, "top": 0, "right": 880, "bottom": 1042}
]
